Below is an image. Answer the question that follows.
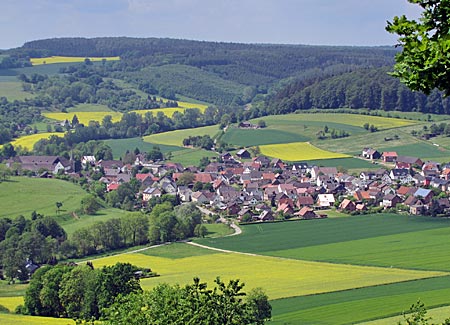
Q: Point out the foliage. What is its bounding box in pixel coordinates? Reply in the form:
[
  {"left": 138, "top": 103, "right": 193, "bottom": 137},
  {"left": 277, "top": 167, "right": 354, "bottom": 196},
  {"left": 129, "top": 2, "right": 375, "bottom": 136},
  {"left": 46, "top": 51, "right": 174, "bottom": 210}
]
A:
[
  {"left": 386, "top": 1, "right": 450, "bottom": 96},
  {"left": 105, "top": 277, "right": 270, "bottom": 325},
  {"left": 23, "top": 262, "right": 142, "bottom": 321},
  {"left": 80, "top": 195, "right": 101, "bottom": 215}
]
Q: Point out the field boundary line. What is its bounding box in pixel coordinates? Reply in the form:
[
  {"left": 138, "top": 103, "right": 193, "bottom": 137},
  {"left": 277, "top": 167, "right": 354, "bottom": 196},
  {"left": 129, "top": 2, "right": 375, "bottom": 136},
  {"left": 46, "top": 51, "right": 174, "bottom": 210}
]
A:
[{"left": 185, "top": 242, "right": 450, "bottom": 276}]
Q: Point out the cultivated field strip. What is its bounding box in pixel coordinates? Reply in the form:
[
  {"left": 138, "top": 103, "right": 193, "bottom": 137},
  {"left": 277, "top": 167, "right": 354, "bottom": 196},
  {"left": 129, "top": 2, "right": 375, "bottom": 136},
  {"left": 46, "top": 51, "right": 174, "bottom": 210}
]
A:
[{"left": 91, "top": 250, "right": 446, "bottom": 301}]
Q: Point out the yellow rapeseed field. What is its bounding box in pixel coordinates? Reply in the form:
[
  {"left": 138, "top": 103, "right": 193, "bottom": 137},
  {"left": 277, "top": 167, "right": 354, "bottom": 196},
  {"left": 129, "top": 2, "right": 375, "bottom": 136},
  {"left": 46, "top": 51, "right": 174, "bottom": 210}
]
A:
[
  {"left": 0, "top": 296, "right": 23, "bottom": 312},
  {"left": 260, "top": 141, "right": 350, "bottom": 161},
  {"left": 9, "top": 132, "right": 64, "bottom": 150},
  {"left": 30, "top": 56, "right": 120, "bottom": 66},
  {"left": 92, "top": 252, "right": 445, "bottom": 300},
  {"left": 43, "top": 112, "right": 122, "bottom": 125}
]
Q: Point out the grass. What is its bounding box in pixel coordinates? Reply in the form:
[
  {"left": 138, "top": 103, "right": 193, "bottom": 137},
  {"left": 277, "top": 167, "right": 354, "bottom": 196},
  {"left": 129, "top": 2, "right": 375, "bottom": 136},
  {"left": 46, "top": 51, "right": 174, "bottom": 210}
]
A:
[
  {"left": 222, "top": 126, "right": 308, "bottom": 147},
  {"left": 104, "top": 137, "right": 184, "bottom": 159},
  {"left": 143, "top": 125, "right": 220, "bottom": 146},
  {"left": 66, "top": 103, "right": 112, "bottom": 112},
  {"left": 379, "top": 142, "right": 450, "bottom": 160},
  {"left": 195, "top": 214, "right": 450, "bottom": 271},
  {"left": 275, "top": 113, "right": 418, "bottom": 129},
  {"left": 271, "top": 276, "right": 450, "bottom": 325},
  {"left": 8, "top": 132, "right": 64, "bottom": 150},
  {"left": 91, "top": 247, "right": 444, "bottom": 301},
  {"left": 30, "top": 56, "right": 120, "bottom": 66},
  {"left": 203, "top": 223, "right": 234, "bottom": 238},
  {"left": 360, "top": 304, "right": 450, "bottom": 325},
  {"left": 141, "top": 242, "right": 218, "bottom": 259},
  {"left": 306, "top": 157, "right": 379, "bottom": 170},
  {"left": 168, "top": 148, "right": 217, "bottom": 166},
  {"left": 0, "top": 177, "right": 87, "bottom": 218},
  {"left": 0, "top": 313, "right": 75, "bottom": 325},
  {"left": 0, "top": 81, "right": 34, "bottom": 101},
  {"left": 58, "top": 207, "right": 128, "bottom": 236},
  {"left": 259, "top": 142, "right": 350, "bottom": 161}
]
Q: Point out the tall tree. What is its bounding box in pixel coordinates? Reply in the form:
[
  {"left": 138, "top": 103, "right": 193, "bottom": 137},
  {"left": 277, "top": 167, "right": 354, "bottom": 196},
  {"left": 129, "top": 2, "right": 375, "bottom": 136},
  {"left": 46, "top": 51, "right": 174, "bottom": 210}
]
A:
[{"left": 386, "top": 0, "right": 450, "bottom": 95}]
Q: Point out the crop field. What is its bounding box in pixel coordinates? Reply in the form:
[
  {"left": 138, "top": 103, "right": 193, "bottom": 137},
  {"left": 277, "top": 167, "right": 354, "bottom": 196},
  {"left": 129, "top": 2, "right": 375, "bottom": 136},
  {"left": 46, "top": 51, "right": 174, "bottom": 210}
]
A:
[
  {"left": 168, "top": 148, "right": 217, "bottom": 166},
  {"left": 92, "top": 246, "right": 443, "bottom": 301},
  {"left": 306, "top": 157, "right": 378, "bottom": 169},
  {"left": 379, "top": 142, "right": 450, "bottom": 161},
  {"left": 192, "top": 214, "right": 450, "bottom": 323},
  {"left": 42, "top": 111, "right": 122, "bottom": 125},
  {"left": 30, "top": 56, "right": 120, "bottom": 65},
  {"left": 195, "top": 214, "right": 450, "bottom": 270},
  {"left": 0, "top": 313, "right": 75, "bottom": 325},
  {"left": 143, "top": 125, "right": 220, "bottom": 146},
  {"left": 271, "top": 276, "right": 450, "bottom": 325},
  {"left": 259, "top": 141, "right": 350, "bottom": 161},
  {"left": 260, "top": 113, "right": 418, "bottom": 130},
  {"left": 0, "top": 177, "right": 87, "bottom": 218},
  {"left": 104, "top": 137, "right": 184, "bottom": 159},
  {"left": 222, "top": 126, "right": 309, "bottom": 147},
  {"left": 7, "top": 132, "right": 64, "bottom": 150},
  {"left": 361, "top": 304, "right": 450, "bottom": 325},
  {"left": 66, "top": 103, "right": 112, "bottom": 112},
  {"left": 0, "top": 81, "right": 34, "bottom": 101}
]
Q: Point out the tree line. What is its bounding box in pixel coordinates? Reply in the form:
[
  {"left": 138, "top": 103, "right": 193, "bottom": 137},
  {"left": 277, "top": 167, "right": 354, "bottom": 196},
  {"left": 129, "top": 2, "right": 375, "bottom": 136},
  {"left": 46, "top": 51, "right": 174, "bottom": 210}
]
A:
[{"left": 264, "top": 67, "right": 450, "bottom": 115}]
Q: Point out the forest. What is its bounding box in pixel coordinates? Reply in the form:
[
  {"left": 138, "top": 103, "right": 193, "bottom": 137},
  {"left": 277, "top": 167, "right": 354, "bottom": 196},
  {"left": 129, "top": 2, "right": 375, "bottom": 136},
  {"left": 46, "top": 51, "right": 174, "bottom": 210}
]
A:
[{"left": 0, "top": 37, "right": 448, "bottom": 151}]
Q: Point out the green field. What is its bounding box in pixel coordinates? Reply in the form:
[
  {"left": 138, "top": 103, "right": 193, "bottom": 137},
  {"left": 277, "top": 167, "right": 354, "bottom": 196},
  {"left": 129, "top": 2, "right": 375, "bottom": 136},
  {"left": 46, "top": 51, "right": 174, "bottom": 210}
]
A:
[
  {"left": 66, "top": 103, "right": 112, "bottom": 112},
  {"left": 0, "top": 81, "right": 34, "bottom": 101},
  {"left": 271, "top": 276, "right": 450, "bottom": 325},
  {"left": 168, "top": 147, "right": 217, "bottom": 166},
  {"left": 195, "top": 214, "right": 450, "bottom": 271},
  {"left": 104, "top": 137, "right": 184, "bottom": 159},
  {"left": 222, "top": 126, "right": 309, "bottom": 146},
  {"left": 379, "top": 142, "right": 450, "bottom": 161},
  {"left": 143, "top": 125, "right": 220, "bottom": 146},
  {"left": 0, "top": 177, "right": 87, "bottom": 218}
]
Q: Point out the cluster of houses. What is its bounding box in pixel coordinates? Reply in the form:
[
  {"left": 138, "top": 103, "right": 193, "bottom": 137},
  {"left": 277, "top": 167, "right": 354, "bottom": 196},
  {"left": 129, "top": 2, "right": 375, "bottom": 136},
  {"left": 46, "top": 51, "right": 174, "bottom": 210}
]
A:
[{"left": 6, "top": 146, "right": 450, "bottom": 221}]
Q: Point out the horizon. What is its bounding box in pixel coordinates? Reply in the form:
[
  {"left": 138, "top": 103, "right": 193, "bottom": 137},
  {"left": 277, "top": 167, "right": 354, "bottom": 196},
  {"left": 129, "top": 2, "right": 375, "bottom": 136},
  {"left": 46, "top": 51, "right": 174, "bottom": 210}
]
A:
[{"left": 1, "top": 0, "right": 421, "bottom": 50}]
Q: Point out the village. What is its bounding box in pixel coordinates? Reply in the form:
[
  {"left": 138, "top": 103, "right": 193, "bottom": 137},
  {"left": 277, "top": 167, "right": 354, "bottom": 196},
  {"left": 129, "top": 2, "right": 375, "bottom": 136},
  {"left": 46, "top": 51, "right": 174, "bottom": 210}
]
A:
[{"left": 5, "top": 145, "right": 450, "bottom": 222}]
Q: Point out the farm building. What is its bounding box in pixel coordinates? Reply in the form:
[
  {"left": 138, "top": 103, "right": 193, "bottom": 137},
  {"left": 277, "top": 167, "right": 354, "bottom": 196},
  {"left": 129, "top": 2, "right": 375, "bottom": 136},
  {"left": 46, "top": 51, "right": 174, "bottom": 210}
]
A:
[{"left": 362, "top": 148, "right": 381, "bottom": 160}]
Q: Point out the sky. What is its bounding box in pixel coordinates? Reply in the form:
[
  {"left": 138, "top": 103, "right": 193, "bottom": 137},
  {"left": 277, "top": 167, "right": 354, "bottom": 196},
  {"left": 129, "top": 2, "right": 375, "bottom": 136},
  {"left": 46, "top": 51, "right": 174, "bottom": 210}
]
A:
[{"left": 0, "top": 0, "right": 422, "bottom": 49}]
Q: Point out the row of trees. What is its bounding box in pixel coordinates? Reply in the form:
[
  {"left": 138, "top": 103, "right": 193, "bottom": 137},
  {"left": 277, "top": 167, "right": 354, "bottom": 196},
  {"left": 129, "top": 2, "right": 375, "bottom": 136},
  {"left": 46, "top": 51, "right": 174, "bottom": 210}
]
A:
[
  {"left": 23, "top": 262, "right": 143, "bottom": 320},
  {"left": 105, "top": 277, "right": 271, "bottom": 325},
  {"left": 182, "top": 135, "right": 215, "bottom": 150}
]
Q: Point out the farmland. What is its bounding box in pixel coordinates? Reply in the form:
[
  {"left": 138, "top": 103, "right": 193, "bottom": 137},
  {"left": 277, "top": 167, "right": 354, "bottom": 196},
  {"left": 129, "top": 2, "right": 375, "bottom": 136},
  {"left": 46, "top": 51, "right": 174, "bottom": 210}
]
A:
[
  {"left": 104, "top": 137, "right": 184, "bottom": 159},
  {"left": 8, "top": 132, "right": 64, "bottom": 150},
  {"left": 92, "top": 245, "right": 443, "bottom": 301},
  {"left": 143, "top": 125, "right": 220, "bottom": 146},
  {"left": 42, "top": 111, "right": 122, "bottom": 125},
  {"left": 30, "top": 56, "right": 120, "bottom": 65},
  {"left": 259, "top": 142, "right": 350, "bottom": 161},
  {"left": 0, "top": 177, "right": 87, "bottom": 218},
  {"left": 0, "top": 81, "right": 34, "bottom": 101}
]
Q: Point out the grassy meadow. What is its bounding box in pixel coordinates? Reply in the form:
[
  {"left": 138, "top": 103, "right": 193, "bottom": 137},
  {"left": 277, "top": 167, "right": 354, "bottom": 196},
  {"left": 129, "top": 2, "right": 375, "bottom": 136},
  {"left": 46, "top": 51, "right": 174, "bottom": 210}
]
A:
[
  {"left": 0, "top": 177, "right": 87, "bottom": 218},
  {"left": 104, "top": 137, "right": 184, "bottom": 159},
  {"left": 30, "top": 56, "right": 120, "bottom": 65},
  {"left": 143, "top": 125, "right": 220, "bottom": 146},
  {"left": 0, "top": 81, "right": 34, "bottom": 101}
]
